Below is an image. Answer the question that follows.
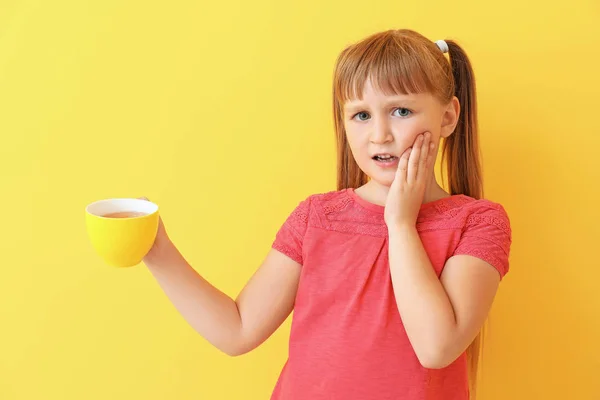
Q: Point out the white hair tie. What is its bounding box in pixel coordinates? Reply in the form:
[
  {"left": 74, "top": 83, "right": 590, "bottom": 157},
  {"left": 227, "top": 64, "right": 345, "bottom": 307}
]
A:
[{"left": 435, "top": 40, "right": 449, "bottom": 53}]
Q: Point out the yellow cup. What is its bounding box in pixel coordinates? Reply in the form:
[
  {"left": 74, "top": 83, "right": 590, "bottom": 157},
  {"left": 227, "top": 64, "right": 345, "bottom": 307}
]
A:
[{"left": 85, "top": 198, "right": 159, "bottom": 267}]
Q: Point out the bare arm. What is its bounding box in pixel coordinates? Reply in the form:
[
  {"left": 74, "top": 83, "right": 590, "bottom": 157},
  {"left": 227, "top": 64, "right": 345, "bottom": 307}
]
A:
[
  {"left": 388, "top": 225, "right": 500, "bottom": 369},
  {"left": 144, "top": 225, "right": 301, "bottom": 357}
]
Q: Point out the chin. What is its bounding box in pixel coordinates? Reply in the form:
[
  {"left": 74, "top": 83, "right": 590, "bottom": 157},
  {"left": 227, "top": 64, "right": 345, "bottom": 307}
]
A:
[
  {"left": 365, "top": 169, "right": 395, "bottom": 188},
  {"left": 373, "top": 178, "right": 394, "bottom": 188}
]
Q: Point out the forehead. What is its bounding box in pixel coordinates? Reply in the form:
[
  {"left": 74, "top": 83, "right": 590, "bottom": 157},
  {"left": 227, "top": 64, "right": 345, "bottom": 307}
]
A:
[{"left": 343, "top": 82, "right": 432, "bottom": 110}]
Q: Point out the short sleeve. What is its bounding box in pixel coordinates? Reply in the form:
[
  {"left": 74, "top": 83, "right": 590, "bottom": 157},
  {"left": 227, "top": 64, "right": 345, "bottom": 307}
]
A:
[
  {"left": 453, "top": 203, "right": 512, "bottom": 279},
  {"left": 272, "top": 196, "right": 311, "bottom": 265}
]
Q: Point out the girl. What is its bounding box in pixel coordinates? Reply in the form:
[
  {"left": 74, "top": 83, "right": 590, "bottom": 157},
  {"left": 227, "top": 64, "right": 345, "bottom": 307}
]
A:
[{"left": 143, "top": 28, "right": 512, "bottom": 400}]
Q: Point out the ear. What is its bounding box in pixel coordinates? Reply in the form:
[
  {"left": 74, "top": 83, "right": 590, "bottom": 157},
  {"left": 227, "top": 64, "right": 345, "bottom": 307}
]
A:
[{"left": 440, "top": 96, "right": 460, "bottom": 139}]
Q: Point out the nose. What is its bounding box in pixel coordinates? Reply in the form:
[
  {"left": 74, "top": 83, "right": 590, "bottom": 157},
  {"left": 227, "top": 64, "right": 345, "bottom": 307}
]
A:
[{"left": 369, "top": 117, "right": 393, "bottom": 144}]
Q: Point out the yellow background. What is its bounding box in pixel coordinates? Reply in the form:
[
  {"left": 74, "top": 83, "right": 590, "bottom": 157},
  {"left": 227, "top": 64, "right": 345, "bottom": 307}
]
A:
[{"left": 1, "top": 0, "right": 599, "bottom": 399}]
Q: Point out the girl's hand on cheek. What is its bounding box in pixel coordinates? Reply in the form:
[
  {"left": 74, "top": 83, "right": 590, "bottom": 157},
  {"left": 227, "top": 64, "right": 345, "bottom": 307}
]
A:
[{"left": 384, "top": 132, "right": 436, "bottom": 229}]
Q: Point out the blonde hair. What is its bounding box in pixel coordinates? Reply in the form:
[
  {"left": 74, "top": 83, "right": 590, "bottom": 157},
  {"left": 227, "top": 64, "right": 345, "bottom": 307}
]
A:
[{"left": 332, "top": 29, "right": 485, "bottom": 398}]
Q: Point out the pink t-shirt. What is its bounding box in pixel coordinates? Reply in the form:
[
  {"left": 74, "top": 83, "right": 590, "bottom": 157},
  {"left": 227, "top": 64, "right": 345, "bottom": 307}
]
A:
[{"left": 270, "top": 188, "right": 512, "bottom": 400}]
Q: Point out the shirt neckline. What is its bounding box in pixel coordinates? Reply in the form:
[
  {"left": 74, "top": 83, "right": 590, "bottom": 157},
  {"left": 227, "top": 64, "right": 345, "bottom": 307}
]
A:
[{"left": 345, "top": 187, "right": 470, "bottom": 216}]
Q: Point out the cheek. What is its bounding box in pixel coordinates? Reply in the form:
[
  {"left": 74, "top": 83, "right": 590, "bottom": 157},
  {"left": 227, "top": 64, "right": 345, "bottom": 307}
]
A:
[
  {"left": 393, "top": 119, "right": 441, "bottom": 145},
  {"left": 392, "top": 120, "right": 425, "bottom": 144},
  {"left": 344, "top": 126, "right": 369, "bottom": 153}
]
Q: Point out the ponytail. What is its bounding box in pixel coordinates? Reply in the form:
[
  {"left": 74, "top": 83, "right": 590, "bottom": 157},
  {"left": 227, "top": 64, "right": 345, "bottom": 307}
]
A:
[
  {"left": 444, "top": 40, "right": 486, "bottom": 400},
  {"left": 442, "top": 41, "right": 484, "bottom": 200}
]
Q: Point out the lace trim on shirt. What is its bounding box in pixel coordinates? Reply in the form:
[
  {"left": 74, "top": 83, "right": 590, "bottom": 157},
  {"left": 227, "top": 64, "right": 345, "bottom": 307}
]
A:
[
  {"left": 310, "top": 190, "right": 471, "bottom": 238},
  {"left": 322, "top": 194, "right": 353, "bottom": 215},
  {"left": 455, "top": 246, "right": 506, "bottom": 274},
  {"left": 466, "top": 213, "right": 511, "bottom": 237},
  {"left": 273, "top": 241, "right": 302, "bottom": 264},
  {"left": 431, "top": 195, "right": 473, "bottom": 218},
  {"left": 289, "top": 201, "right": 309, "bottom": 226},
  {"left": 305, "top": 190, "right": 510, "bottom": 243}
]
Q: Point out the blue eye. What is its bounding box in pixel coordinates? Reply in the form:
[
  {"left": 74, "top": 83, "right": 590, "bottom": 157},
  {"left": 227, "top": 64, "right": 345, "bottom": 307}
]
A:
[
  {"left": 393, "top": 108, "right": 412, "bottom": 117},
  {"left": 353, "top": 112, "right": 370, "bottom": 121}
]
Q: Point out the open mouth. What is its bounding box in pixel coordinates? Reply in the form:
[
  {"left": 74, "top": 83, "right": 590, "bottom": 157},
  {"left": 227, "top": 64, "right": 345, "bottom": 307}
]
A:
[{"left": 372, "top": 154, "right": 398, "bottom": 163}]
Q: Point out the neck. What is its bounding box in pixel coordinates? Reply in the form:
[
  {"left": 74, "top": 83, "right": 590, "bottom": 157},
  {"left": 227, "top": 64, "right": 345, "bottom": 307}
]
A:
[{"left": 358, "top": 173, "right": 450, "bottom": 207}]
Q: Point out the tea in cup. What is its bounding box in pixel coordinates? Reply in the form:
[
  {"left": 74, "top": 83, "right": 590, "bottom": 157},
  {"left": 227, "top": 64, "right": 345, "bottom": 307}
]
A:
[{"left": 85, "top": 198, "right": 159, "bottom": 267}]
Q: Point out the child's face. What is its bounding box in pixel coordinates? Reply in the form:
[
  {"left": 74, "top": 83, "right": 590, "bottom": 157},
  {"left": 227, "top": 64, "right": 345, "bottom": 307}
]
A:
[{"left": 343, "top": 79, "right": 458, "bottom": 188}]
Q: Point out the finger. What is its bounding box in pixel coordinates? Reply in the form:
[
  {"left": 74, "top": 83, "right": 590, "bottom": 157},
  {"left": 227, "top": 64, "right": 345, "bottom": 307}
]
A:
[
  {"left": 397, "top": 147, "right": 411, "bottom": 183},
  {"left": 427, "top": 141, "right": 437, "bottom": 169},
  {"left": 407, "top": 135, "right": 423, "bottom": 184},
  {"left": 417, "top": 132, "right": 431, "bottom": 181}
]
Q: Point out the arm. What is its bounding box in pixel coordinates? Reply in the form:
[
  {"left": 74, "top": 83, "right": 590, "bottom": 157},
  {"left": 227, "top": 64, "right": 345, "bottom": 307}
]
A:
[
  {"left": 145, "top": 239, "right": 301, "bottom": 357},
  {"left": 383, "top": 133, "right": 506, "bottom": 369},
  {"left": 388, "top": 225, "right": 500, "bottom": 369}
]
